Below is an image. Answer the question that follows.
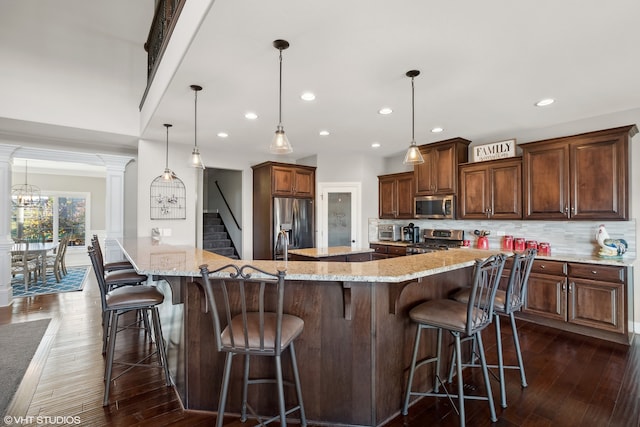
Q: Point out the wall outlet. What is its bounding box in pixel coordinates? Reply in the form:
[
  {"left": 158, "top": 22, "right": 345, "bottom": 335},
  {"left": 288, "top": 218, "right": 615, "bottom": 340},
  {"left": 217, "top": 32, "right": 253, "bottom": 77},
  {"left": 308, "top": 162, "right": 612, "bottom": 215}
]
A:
[
  {"left": 162, "top": 228, "right": 172, "bottom": 237},
  {"left": 496, "top": 230, "right": 505, "bottom": 236}
]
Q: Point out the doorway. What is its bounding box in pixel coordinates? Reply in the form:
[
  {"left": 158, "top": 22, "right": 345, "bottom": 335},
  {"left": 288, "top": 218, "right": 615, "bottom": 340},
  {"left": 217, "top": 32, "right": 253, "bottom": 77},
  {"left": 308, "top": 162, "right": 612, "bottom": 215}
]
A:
[{"left": 317, "top": 182, "right": 361, "bottom": 248}]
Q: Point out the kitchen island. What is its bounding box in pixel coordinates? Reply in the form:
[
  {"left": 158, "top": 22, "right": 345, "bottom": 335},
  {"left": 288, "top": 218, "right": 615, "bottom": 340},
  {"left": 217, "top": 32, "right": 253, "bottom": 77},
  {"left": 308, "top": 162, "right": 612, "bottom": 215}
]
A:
[
  {"left": 288, "top": 245, "right": 374, "bottom": 262},
  {"left": 118, "top": 238, "right": 501, "bottom": 426}
]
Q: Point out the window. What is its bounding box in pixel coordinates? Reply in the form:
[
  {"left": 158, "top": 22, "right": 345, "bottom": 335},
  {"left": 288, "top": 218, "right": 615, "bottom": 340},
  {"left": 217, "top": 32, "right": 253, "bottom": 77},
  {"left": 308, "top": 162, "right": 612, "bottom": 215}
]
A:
[{"left": 11, "top": 192, "right": 89, "bottom": 247}]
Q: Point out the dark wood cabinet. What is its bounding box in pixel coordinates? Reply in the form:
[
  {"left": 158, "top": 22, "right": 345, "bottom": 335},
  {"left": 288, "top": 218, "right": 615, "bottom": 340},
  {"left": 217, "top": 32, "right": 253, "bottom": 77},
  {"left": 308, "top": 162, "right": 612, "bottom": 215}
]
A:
[
  {"left": 414, "top": 138, "right": 470, "bottom": 196},
  {"left": 520, "top": 259, "right": 630, "bottom": 343},
  {"left": 252, "top": 161, "right": 316, "bottom": 260},
  {"left": 458, "top": 157, "right": 522, "bottom": 220},
  {"left": 369, "top": 243, "right": 406, "bottom": 259},
  {"left": 271, "top": 164, "right": 315, "bottom": 197},
  {"left": 522, "top": 125, "right": 637, "bottom": 220},
  {"left": 378, "top": 172, "right": 414, "bottom": 219}
]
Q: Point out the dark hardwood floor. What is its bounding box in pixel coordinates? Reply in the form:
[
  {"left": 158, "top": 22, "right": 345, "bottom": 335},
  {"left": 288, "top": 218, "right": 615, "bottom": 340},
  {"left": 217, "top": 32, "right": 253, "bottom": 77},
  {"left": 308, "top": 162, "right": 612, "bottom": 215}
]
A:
[{"left": 1, "top": 267, "right": 638, "bottom": 427}]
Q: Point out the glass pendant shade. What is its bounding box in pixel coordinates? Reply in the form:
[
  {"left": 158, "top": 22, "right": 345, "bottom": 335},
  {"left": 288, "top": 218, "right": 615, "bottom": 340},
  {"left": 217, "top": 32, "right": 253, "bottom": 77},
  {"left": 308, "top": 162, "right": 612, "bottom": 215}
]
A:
[
  {"left": 191, "top": 146, "right": 204, "bottom": 169},
  {"left": 404, "top": 142, "right": 424, "bottom": 164},
  {"left": 270, "top": 125, "right": 293, "bottom": 154},
  {"left": 403, "top": 70, "right": 425, "bottom": 165}
]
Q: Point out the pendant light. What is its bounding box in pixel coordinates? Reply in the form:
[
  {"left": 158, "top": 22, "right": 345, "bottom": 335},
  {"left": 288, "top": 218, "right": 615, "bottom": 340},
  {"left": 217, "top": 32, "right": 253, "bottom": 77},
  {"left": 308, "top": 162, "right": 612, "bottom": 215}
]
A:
[
  {"left": 403, "top": 70, "right": 425, "bottom": 165},
  {"left": 11, "top": 160, "right": 41, "bottom": 207},
  {"left": 161, "top": 123, "right": 177, "bottom": 181},
  {"left": 270, "top": 39, "right": 293, "bottom": 154},
  {"left": 190, "top": 84, "right": 205, "bottom": 169}
]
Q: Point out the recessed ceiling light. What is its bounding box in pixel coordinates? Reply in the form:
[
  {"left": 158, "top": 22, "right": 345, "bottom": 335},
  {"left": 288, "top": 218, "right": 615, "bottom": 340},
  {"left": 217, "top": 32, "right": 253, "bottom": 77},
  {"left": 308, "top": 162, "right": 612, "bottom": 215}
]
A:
[
  {"left": 371, "top": 142, "right": 381, "bottom": 148},
  {"left": 245, "top": 112, "right": 258, "bottom": 120},
  {"left": 378, "top": 107, "right": 393, "bottom": 115},
  {"left": 319, "top": 130, "right": 330, "bottom": 136},
  {"left": 431, "top": 127, "right": 444, "bottom": 133},
  {"left": 535, "top": 98, "right": 555, "bottom": 107},
  {"left": 301, "top": 92, "right": 316, "bottom": 101},
  {"left": 217, "top": 132, "right": 228, "bottom": 138}
]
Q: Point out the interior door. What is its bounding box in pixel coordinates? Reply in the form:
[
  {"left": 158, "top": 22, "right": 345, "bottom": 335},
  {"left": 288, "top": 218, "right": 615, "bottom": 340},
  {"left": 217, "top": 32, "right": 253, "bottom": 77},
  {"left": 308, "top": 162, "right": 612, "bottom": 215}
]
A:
[{"left": 318, "top": 182, "right": 361, "bottom": 248}]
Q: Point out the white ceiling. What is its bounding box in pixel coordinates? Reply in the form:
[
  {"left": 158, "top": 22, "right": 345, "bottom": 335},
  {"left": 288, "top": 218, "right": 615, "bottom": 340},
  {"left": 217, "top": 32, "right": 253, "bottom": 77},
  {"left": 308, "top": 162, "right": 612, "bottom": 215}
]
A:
[
  {"left": 143, "top": 0, "right": 640, "bottom": 161},
  {"left": 2, "top": 0, "right": 640, "bottom": 164}
]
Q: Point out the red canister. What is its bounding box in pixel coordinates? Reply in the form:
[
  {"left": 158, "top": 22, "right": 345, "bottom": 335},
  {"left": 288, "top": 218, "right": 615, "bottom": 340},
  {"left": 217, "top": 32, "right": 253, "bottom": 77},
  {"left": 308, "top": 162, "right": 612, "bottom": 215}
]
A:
[
  {"left": 538, "top": 242, "right": 551, "bottom": 256},
  {"left": 477, "top": 236, "right": 489, "bottom": 250},
  {"left": 526, "top": 240, "right": 538, "bottom": 250},
  {"left": 502, "top": 235, "right": 513, "bottom": 251},
  {"left": 514, "top": 237, "right": 526, "bottom": 252}
]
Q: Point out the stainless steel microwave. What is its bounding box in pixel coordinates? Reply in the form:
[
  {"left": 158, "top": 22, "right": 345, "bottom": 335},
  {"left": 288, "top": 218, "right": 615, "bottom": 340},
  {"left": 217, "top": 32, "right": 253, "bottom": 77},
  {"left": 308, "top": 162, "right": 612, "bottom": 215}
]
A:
[{"left": 414, "top": 195, "right": 455, "bottom": 219}]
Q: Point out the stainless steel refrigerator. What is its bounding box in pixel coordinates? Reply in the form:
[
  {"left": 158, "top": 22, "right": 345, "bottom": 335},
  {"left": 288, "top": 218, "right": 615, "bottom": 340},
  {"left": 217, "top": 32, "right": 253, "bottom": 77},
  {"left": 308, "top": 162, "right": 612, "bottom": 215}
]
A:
[{"left": 273, "top": 197, "right": 314, "bottom": 260}]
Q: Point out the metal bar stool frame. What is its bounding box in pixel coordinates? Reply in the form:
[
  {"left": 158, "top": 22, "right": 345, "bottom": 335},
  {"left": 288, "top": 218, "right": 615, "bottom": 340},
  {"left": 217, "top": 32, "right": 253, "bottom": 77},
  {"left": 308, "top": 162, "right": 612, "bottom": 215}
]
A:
[
  {"left": 448, "top": 248, "right": 537, "bottom": 408},
  {"left": 200, "top": 263, "right": 307, "bottom": 427},
  {"left": 402, "top": 253, "right": 507, "bottom": 427}
]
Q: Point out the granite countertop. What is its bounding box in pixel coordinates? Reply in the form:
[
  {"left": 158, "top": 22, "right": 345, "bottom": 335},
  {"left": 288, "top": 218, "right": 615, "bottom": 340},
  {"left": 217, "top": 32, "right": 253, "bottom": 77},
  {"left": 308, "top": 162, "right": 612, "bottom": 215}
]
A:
[
  {"left": 288, "top": 246, "right": 374, "bottom": 257},
  {"left": 117, "top": 238, "right": 635, "bottom": 284},
  {"left": 118, "top": 238, "right": 499, "bottom": 283}
]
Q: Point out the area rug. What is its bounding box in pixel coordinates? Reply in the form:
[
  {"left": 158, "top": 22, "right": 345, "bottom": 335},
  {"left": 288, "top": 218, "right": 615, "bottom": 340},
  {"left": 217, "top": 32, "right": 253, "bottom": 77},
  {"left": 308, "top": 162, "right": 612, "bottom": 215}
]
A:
[
  {"left": 11, "top": 266, "right": 89, "bottom": 298},
  {"left": 0, "top": 318, "right": 51, "bottom": 417}
]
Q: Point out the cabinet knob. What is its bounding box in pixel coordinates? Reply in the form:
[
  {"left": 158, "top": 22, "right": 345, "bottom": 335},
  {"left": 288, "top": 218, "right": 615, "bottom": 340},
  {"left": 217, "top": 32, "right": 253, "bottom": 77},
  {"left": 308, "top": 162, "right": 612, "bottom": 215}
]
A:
[
  {"left": 591, "top": 270, "right": 597, "bottom": 275},
  {"left": 540, "top": 264, "right": 546, "bottom": 269}
]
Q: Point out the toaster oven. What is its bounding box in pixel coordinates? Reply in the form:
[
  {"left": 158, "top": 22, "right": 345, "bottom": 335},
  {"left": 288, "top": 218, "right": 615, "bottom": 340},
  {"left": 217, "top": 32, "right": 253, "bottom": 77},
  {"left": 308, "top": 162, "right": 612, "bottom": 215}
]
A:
[{"left": 378, "top": 224, "right": 401, "bottom": 241}]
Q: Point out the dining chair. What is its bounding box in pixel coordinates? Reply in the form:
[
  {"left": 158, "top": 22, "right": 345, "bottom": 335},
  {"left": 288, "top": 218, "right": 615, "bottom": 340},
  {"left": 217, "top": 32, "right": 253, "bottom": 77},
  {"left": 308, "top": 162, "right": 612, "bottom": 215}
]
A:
[
  {"left": 44, "top": 238, "right": 67, "bottom": 282},
  {"left": 87, "top": 246, "right": 172, "bottom": 406},
  {"left": 11, "top": 241, "right": 40, "bottom": 291},
  {"left": 449, "top": 248, "right": 537, "bottom": 408},
  {"left": 402, "top": 253, "right": 506, "bottom": 427},
  {"left": 200, "top": 263, "right": 307, "bottom": 427}
]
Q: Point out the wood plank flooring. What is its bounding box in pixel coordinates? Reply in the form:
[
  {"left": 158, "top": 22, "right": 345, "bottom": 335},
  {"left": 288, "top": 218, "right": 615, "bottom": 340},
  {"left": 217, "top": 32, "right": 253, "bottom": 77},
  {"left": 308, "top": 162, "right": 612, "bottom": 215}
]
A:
[{"left": 1, "top": 265, "right": 638, "bottom": 426}]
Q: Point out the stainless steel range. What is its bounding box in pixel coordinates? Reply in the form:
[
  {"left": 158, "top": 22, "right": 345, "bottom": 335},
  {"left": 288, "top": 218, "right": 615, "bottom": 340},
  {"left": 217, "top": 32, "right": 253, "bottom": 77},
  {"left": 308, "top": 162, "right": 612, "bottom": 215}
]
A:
[{"left": 406, "top": 229, "right": 465, "bottom": 255}]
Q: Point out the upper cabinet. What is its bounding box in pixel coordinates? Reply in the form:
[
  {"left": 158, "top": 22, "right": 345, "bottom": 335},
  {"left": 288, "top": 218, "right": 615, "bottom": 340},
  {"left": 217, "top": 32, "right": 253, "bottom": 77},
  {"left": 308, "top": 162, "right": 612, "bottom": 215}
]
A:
[
  {"left": 378, "top": 172, "right": 414, "bottom": 219},
  {"left": 522, "top": 125, "right": 637, "bottom": 220},
  {"left": 266, "top": 163, "right": 316, "bottom": 197},
  {"left": 458, "top": 157, "right": 522, "bottom": 220},
  {"left": 414, "top": 138, "right": 471, "bottom": 196}
]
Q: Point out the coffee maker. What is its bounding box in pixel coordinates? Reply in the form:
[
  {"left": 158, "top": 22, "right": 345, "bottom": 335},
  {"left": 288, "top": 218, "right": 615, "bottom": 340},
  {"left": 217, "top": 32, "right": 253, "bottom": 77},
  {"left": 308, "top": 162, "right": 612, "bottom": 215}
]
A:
[{"left": 403, "top": 223, "right": 420, "bottom": 243}]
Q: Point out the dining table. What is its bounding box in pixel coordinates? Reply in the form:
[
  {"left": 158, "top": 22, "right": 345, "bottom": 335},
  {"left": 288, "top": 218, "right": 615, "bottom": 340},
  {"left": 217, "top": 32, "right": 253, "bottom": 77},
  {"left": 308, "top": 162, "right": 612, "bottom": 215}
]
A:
[{"left": 11, "top": 241, "right": 58, "bottom": 284}]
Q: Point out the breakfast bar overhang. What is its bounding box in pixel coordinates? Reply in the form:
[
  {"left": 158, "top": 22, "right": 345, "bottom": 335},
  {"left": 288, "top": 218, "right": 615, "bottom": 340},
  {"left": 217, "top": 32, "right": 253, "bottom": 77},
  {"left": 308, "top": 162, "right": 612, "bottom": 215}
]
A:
[{"left": 119, "top": 238, "right": 502, "bottom": 426}]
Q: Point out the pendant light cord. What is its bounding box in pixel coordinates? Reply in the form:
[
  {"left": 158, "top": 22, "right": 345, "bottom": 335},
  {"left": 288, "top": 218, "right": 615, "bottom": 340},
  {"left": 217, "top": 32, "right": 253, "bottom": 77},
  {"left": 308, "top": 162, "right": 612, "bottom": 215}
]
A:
[
  {"left": 165, "top": 125, "right": 170, "bottom": 169},
  {"left": 278, "top": 48, "right": 283, "bottom": 127},
  {"left": 411, "top": 76, "right": 415, "bottom": 143},
  {"left": 194, "top": 89, "right": 198, "bottom": 148}
]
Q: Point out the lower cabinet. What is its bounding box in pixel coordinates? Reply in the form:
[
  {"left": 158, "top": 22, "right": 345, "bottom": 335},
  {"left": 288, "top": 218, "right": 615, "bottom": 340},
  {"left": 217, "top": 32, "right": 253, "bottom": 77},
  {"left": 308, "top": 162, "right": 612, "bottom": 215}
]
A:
[
  {"left": 369, "top": 243, "right": 406, "bottom": 260},
  {"left": 520, "top": 259, "right": 630, "bottom": 344}
]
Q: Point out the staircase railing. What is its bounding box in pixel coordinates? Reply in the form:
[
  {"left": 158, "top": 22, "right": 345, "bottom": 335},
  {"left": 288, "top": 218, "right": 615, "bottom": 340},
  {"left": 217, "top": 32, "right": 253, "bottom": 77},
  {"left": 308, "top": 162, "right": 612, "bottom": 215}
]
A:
[
  {"left": 140, "top": 0, "right": 185, "bottom": 108},
  {"left": 215, "top": 181, "right": 241, "bottom": 231}
]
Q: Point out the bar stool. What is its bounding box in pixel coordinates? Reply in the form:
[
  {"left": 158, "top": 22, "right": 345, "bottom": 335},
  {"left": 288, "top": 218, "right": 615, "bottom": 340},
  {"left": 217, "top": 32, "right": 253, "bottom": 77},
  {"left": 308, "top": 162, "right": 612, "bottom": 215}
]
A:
[
  {"left": 91, "top": 235, "right": 134, "bottom": 272},
  {"left": 200, "top": 263, "right": 307, "bottom": 427},
  {"left": 449, "top": 248, "right": 537, "bottom": 408},
  {"left": 88, "top": 246, "right": 153, "bottom": 354},
  {"left": 402, "top": 253, "right": 506, "bottom": 427},
  {"left": 88, "top": 246, "right": 172, "bottom": 406}
]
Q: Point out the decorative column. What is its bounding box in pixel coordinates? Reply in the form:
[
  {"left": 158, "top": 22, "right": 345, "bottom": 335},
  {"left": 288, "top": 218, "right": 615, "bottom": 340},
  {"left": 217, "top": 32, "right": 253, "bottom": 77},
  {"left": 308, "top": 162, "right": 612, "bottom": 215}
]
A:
[
  {"left": 0, "top": 145, "right": 20, "bottom": 307},
  {"left": 98, "top": 154, "right": 134, "bottom": 263}
]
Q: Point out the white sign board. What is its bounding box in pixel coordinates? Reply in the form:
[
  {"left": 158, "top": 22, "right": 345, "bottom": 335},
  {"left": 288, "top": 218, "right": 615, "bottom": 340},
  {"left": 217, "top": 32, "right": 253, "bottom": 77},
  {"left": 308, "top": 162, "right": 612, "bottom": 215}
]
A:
[{"left": 472, "top": 139, "right": 516, "bottom": 162}]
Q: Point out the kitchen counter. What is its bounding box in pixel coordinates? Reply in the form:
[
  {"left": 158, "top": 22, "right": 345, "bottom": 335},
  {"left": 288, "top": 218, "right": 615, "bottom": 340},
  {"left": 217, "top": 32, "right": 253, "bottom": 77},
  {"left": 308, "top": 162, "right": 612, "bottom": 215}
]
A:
[
  {"left": 288, "top": 246, "right": 374, "bottom": 257},
  {"left": 115, "top": 238, "right": 634, "bottom": 426},
  {"left": 287, "top": 246, "right": 374, "bottom": 262},
  {"left": 116, "top": 237, "right": 500, "bottom": 426},
  {"left": 118, "top": 238, "right": 496, "bottom": 283}
]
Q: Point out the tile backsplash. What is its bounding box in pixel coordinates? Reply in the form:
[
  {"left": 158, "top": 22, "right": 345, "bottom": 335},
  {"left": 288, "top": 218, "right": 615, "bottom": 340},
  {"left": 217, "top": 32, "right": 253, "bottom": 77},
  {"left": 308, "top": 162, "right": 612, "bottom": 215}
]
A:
[{"left": 368, "top": 218, "right": 636, "bottom": 258}]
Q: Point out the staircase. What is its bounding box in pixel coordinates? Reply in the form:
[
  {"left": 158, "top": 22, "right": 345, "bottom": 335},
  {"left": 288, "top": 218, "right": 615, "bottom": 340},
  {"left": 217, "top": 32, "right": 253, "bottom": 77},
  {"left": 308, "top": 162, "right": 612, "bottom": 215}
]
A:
[{"left": 203, "top": 213, "right": 239, "bottom": 259}]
